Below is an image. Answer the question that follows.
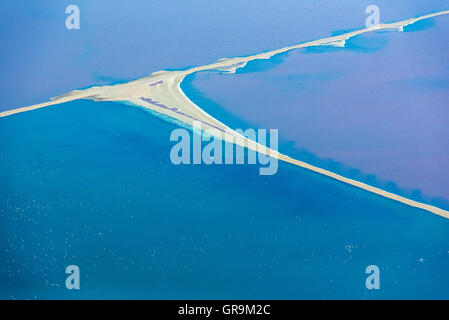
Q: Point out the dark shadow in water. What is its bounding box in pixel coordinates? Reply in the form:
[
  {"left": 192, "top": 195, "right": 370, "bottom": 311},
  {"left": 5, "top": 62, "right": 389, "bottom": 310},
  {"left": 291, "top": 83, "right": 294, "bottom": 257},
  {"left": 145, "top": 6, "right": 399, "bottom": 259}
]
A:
[
  {"left": 280, "top": 141, "right": 449, "bottom": 210},
  {"left": 180, "top": 73, "right": 449, "bottom": 211},
  {"left": 403, "top": 18, "right": 436, "bottom": 32},
  {"left": 345, "top": 33, "right": 389, "bottom": 52},
  {"left": 329, "top": 28, "right": 359, "bottom": 36},
  {"left": 302, "top": 32, "right": 389, "bottom": 54},
  {"left": 236, "top": 51, "right": 292, "bottom": 74}
]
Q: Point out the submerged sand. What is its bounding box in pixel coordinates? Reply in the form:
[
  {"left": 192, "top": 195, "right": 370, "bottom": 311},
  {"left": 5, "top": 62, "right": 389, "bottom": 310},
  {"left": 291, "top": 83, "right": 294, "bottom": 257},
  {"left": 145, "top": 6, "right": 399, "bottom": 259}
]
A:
[{"left": 1, "top": 10, "right": 449, "bottom": 219}]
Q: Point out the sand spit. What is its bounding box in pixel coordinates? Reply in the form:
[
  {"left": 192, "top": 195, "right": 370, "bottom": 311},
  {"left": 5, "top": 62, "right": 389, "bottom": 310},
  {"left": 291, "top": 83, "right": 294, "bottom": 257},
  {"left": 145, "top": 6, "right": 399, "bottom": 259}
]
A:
[{"left": 1, "top": 10, "right": 449, "bottom": 219}]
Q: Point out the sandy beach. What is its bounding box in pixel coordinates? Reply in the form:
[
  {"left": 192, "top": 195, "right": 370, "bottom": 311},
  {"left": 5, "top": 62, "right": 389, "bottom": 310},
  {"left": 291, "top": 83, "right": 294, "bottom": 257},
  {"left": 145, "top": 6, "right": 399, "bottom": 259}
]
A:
[{"left": 1, "top": 10, "right": 448, "bottom": 219}]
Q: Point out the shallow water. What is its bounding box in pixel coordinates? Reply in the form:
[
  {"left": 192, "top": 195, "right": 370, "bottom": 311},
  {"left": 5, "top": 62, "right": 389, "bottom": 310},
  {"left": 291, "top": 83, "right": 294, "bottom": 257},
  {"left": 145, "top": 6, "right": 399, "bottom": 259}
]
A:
[
  {"left": 1, "top": 100, "right": 448, "bottom": 299},
  {"left": 186, "top": 15, "right": 449, "bottom": 205},
  {"left": 1, "top": 0, "right": 449, "bottom": 300},
  {"left": 1, "top": 0, "right": 448, "bottom": 109}
]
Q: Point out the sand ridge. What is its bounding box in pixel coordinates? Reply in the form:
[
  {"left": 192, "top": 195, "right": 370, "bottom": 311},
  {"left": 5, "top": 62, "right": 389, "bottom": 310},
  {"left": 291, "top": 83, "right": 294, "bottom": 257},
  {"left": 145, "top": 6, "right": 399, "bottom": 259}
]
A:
[{"left": 1, "top": 10, "right": 449, "bottom": 219}]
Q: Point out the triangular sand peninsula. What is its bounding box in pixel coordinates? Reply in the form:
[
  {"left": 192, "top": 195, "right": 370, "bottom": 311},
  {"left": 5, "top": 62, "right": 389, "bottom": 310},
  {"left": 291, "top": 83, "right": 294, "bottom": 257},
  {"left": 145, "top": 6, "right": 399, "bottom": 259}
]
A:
[{"left": 2, "top": 10, "right": 449, "bottom": 220}]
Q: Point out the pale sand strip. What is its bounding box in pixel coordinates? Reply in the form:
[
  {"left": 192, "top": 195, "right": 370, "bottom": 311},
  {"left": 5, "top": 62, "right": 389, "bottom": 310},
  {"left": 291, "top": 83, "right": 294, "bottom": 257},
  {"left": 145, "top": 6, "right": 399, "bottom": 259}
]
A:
[
  {"left": 279, "top": 155, "right": 449, "bottom": 220},
  {"left": 0, "top": 97, "right": 78, "bottom": 117},
  {"left": 1, "top": 10, "right": 449, "bottom": 219}
]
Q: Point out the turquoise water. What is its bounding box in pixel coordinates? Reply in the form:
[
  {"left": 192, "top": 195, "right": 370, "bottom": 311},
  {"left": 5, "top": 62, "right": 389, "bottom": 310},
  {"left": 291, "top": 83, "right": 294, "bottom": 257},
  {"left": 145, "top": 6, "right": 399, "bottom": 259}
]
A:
[
  {"left": 404, "top": 18, "right": 436, "bottom": 32},
  {"left": 1, "top": 100, "right": 448, "bottom": 299},
  {"left": 1, "top": 0, "right": 449, "bottom": 300}
]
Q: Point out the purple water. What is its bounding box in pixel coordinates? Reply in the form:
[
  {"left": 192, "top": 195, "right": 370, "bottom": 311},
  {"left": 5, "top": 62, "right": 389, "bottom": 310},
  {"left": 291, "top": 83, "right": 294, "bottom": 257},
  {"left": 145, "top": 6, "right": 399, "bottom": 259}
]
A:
[{"left": 188, "top": 16, "right": 449, "bottom": 201}]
